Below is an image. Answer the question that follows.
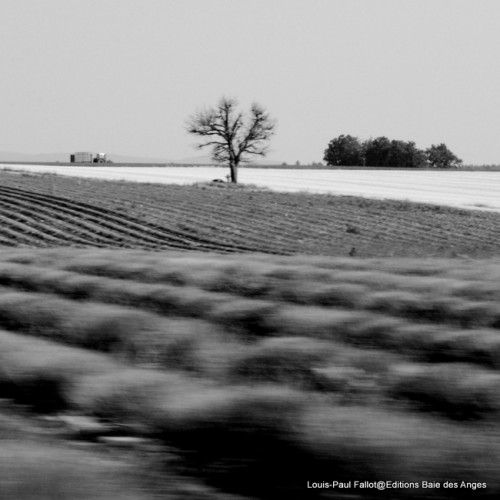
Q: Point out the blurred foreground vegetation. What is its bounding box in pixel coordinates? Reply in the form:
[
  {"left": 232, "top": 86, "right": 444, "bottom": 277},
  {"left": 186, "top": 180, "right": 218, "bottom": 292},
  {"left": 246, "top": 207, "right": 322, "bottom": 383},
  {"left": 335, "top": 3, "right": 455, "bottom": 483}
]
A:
[{"left": 0, "top": 248, "right": 499, "bottom": 499}]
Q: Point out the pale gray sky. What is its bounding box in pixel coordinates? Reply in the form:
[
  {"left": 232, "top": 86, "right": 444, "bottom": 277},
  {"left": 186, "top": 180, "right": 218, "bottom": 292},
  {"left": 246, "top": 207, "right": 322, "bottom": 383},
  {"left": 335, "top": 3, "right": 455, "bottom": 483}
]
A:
[{"left": 1, "top": 0, "right": 499, "bottom": 164}]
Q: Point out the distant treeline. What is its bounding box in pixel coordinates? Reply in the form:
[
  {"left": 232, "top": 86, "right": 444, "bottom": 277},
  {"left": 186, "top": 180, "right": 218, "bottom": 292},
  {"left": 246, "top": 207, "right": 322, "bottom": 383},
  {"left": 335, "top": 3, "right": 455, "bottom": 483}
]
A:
[{"left": 324, "top": 135, "right": 462, "bottom": 168}]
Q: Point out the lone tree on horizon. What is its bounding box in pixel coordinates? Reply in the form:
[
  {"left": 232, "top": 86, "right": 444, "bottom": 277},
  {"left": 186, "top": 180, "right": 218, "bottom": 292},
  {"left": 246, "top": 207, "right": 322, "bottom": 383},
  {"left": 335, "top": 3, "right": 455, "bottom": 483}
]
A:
[{"left": 186, "top": 97, "right": 275, "bottom": 183}]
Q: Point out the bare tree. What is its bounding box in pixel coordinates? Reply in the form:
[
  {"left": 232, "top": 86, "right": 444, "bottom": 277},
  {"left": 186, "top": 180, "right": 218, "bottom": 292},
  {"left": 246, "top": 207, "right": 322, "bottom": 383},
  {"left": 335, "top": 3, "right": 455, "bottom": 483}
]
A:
[{"left": 186, "top": 97, "right": 275, "bottom": 183}]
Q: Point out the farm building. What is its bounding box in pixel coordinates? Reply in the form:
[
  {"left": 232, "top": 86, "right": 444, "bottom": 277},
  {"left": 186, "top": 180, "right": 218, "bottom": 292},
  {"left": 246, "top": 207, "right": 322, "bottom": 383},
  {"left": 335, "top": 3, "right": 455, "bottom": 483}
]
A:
[{"left": 70, "top": 152, "right": 110, "bottom": 163}]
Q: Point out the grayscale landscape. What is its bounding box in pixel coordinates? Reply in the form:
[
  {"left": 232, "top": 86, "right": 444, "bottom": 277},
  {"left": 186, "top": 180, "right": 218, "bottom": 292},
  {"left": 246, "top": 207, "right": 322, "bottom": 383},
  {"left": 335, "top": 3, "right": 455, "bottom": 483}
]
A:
[{"left": 1, "top": 1, "right": 500, "bottom": 499}]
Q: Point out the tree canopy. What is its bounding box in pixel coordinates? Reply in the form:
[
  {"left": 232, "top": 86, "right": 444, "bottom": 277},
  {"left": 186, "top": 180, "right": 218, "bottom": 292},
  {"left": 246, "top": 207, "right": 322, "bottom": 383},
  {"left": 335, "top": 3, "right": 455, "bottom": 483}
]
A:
[
  {"left": 426, "top": 143, "right": 462, "bottom": 168},
  {"left": 323, "top": 135, "right": 364, "bottom": 167},
  {"left": 186, "top": 97, "right": 275, "bottom": 183},
  {"left": 324, "top": 135, "right": 461, "bottom": 168}
]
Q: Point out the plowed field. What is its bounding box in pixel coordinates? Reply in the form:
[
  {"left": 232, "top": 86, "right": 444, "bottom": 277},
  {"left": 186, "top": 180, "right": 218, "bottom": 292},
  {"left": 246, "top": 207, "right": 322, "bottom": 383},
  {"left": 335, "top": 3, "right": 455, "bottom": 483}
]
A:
[
  {"left": 2, "top": 163, "right": 500, "bottom": 212},
  {"left": 1, "top": 170, "right": 500, "bottom": 257}
]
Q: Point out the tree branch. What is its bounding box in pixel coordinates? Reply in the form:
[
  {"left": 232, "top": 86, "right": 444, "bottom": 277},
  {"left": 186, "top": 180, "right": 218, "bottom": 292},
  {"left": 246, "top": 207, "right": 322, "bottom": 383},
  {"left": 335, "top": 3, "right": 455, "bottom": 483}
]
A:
[{"left": 186, "top": 97, "right": 275, "bottom": 181}]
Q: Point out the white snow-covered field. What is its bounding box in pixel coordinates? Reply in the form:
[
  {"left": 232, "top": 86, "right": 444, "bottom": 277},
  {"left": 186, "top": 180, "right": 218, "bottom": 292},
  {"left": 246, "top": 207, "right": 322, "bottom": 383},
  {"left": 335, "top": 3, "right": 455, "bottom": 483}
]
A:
[{"left": 2, "top": 164, "right": 499, "bottom": 212}]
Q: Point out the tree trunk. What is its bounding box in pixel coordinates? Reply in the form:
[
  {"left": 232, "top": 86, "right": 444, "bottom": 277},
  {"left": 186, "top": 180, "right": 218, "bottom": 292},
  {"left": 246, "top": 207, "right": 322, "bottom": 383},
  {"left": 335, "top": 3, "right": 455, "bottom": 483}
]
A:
[{"left": 229, "top": 161, "right": 238, "bottom": 183}]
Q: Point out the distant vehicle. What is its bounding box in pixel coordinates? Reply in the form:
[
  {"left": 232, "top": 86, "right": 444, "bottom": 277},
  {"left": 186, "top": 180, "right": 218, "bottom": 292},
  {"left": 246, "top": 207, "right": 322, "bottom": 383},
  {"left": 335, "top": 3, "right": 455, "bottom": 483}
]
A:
[{"left": 70, "top": 152, "right": 112, "bottom": 164}]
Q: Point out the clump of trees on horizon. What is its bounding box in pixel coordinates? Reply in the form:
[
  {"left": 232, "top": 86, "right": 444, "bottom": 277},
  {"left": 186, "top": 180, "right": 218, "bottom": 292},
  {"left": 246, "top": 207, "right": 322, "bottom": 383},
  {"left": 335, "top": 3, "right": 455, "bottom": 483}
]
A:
[{"left": 324, "top": 135, "right": 462, "bottom": 169}]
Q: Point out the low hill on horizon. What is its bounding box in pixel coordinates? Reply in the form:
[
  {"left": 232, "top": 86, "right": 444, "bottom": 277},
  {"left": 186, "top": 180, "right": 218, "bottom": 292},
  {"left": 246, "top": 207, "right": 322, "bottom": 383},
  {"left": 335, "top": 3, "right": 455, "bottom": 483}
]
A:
[
  {"left": 0, "top": 151, "right": 283, "bottom": 165},
  {"left": 0, "top": 151, "right": 174, "bottom": 164}
]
